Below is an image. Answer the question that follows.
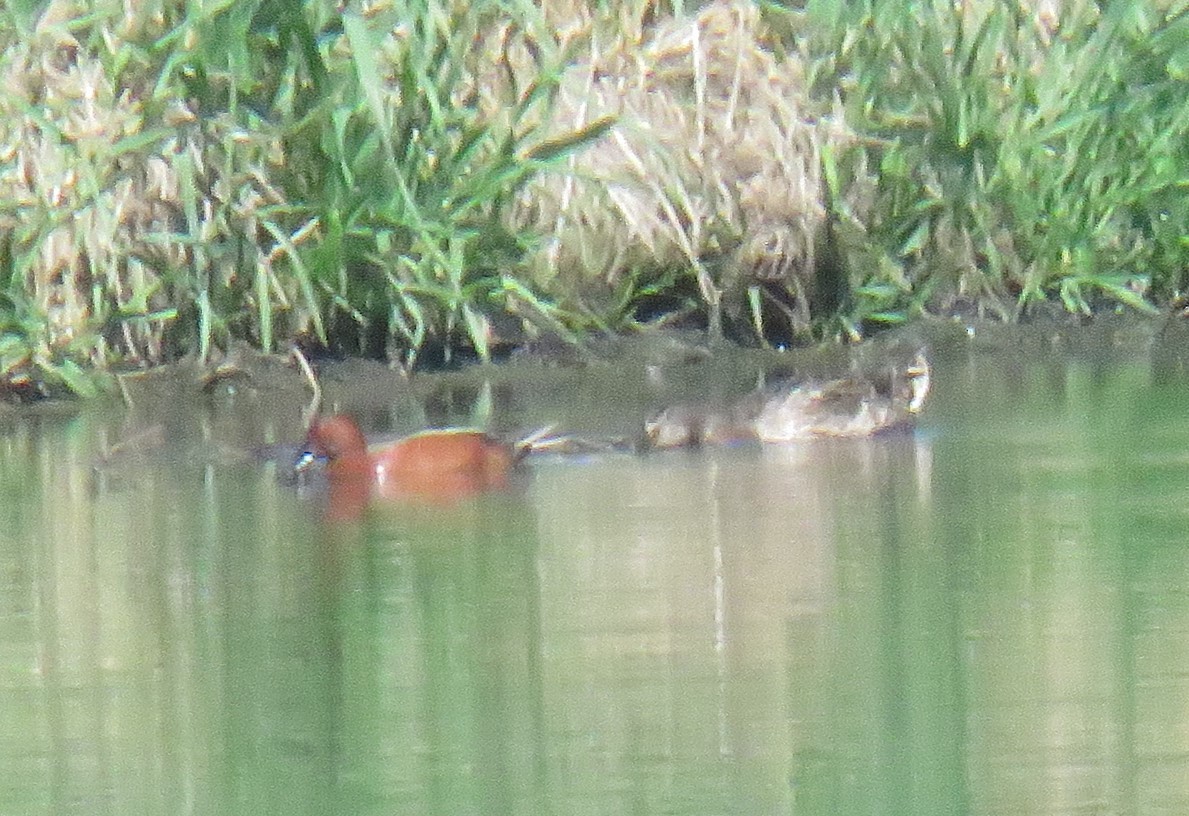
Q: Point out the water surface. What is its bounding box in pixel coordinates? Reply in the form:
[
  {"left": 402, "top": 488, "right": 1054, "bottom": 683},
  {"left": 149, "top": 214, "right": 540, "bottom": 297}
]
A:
[{"left": 2, "top": 323, "right": 1189, "bottom": 815}]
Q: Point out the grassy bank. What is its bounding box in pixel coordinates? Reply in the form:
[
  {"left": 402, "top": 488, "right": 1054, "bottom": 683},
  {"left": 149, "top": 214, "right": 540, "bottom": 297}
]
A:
[
  {"left": 0, "top": 0, "right": 1185, "bottom": 398},
  {"left": 797, "top": 0, "right": 1187, "bottom": 335}
]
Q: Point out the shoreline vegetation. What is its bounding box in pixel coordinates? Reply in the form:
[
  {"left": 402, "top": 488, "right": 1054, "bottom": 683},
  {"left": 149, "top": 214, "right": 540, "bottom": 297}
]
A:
[{"left": 0, "top": 0, "right": 1185, "bottom": 400}]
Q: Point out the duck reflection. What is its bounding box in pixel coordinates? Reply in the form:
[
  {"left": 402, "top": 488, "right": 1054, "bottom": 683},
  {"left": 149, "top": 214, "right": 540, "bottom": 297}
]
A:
[{"left": 320, "top": 482, "right": 546, "bottom": 813}]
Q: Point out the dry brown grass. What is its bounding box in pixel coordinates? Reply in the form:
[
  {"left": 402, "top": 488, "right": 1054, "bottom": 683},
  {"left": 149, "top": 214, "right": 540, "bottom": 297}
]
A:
[
  {"left": 0, "top": 0, "right": 297, "bottom": 371},
  {"left": 507, "top": 0, "right": 847, "bottom": 335},
  {"left": 1, "top": 2, "right": 182, "bottom": 364},
  {"left": 3, "top": 15, "right": 134, "bottom": 358}
]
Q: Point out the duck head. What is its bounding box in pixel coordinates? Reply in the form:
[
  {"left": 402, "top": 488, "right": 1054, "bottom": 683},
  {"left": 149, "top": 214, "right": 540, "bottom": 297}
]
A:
[{"left": 305, "top": 415, "right": 368, "bottom": 460}]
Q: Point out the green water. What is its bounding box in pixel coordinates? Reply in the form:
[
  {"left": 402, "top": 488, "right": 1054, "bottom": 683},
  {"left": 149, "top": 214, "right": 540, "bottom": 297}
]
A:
[{"left": 3, "top": 326, "right": 1189, "bottom": 815}]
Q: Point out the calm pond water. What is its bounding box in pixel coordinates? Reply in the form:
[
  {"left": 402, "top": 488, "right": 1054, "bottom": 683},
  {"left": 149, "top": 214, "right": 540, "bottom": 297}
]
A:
[{"left": 3, "top": 322, "right": 1189, "bottom": 816}]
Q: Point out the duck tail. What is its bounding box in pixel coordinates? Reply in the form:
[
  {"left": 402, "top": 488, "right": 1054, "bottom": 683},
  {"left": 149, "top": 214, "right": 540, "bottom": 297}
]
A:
[
  {"left": 514, "top": 426, "right": 635, "bottom": 457},
  {"left": 513, "top": 426, "right": 557, "bottom": 461},
  {"left": 905, "top": 351, "right": 931, "bottom": 414}
]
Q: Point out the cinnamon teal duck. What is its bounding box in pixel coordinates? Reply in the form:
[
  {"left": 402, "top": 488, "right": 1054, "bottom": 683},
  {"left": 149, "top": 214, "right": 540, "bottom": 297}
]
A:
[{"left": 297, "top": 415, "right": 525, "bottom": 511}]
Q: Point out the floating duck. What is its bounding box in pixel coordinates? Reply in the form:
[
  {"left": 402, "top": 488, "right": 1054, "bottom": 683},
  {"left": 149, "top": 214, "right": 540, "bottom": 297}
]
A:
[
  {"left": 644, "top": 351, "right": 931, "bottom": 448},
  {"left": 755, "top": 351, "right": 931, "bottom": 441},
  {"left": 297, "top": 415, "right": 525, "bottom": 514}
]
